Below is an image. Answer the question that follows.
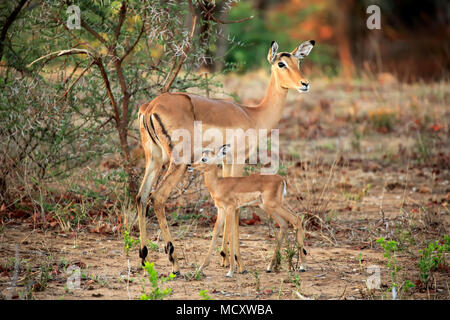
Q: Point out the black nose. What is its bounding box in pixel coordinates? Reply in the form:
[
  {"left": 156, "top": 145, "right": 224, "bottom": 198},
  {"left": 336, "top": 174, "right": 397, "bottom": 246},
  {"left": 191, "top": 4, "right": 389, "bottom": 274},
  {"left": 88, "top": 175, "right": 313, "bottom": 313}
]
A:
[{"left": 301, "top": 81, "right": 309, "bottom": 87}]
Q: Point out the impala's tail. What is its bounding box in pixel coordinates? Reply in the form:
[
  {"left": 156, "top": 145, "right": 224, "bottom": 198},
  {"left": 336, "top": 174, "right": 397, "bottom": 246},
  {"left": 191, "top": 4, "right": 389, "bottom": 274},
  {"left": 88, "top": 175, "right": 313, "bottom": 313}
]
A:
[
  {"left": 282, "top": 180, "right": 288, "bottom": 197},
  {"left": 141, "top": 113, "right": 158, "bottom": 145}
]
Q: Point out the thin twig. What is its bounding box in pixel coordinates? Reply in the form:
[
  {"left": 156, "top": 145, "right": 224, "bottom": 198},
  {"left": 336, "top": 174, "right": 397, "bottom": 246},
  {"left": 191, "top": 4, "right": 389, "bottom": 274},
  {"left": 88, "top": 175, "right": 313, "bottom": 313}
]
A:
[{"left": 161, "top": 0, "right": 197, "bottom": 93}]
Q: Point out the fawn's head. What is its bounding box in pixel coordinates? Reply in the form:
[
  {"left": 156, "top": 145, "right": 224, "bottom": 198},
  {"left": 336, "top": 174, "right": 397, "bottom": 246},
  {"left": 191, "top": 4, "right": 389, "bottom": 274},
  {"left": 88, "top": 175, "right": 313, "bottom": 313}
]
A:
[
  {"left": 268, "top": 40, "right": 315, "bottom": 93},
  {"left": 188, "top": 144, "right": 230, "bottom": 173}
]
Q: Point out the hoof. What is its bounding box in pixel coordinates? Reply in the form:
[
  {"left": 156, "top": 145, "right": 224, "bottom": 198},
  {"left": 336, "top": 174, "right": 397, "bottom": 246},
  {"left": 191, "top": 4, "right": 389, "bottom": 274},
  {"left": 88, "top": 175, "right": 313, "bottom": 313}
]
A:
[
  {"left": 266, "top": 269, "right": 272, "bottom": 273},
  {"left": 240, "top": 270, "right": 248, "bottom": 275},
  {"left": 226, "top": 271, "right": 233, "bottom": 278},
  {"left": 298, "top": 265, "right": 306, "bottom": 272},
  {"left": 171, "top": 271, "right": 181, "bottom": 278}
]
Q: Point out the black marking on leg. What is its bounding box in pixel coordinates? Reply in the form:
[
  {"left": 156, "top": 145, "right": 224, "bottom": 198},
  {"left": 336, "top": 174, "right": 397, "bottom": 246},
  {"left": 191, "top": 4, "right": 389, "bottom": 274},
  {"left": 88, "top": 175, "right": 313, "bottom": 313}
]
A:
[
  {"left": 166, "top": 241, "right": 174, "bottom": 263},
  {"left": 303, "top": 248, "right": 308, "bottom": 255},
  {"left": 220, "top": 251, "right": 226, "bottom": 258},
  {"left": 139, "top": 246, "right": 148, "bottom": 266},
  {"left": 235, "top": 255, "right": 238, "bottom": 261}
]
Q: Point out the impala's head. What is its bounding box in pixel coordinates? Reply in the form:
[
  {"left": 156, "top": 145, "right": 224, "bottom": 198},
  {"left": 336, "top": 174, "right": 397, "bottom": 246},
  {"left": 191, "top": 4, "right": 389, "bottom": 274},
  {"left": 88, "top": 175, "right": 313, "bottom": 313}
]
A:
[
  {"left": 268, "top": 40, "right": 315, "bottom": 92},
  {"left": 188, "top": 145, "right": 230, "bottom": 173}
]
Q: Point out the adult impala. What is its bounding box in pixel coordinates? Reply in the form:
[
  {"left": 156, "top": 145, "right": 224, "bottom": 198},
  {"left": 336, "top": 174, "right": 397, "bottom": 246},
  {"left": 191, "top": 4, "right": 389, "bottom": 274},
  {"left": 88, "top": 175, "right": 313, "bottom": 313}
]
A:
[{"left": 136, "top": 40, "right": 315, "bottom": 275}]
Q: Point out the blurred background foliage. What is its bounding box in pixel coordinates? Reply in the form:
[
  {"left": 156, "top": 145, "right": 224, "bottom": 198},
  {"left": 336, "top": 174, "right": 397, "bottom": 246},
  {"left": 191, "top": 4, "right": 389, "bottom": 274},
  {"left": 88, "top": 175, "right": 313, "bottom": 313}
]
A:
[{"left": 223, "top": 0, "right": 449, "bottom": 79}]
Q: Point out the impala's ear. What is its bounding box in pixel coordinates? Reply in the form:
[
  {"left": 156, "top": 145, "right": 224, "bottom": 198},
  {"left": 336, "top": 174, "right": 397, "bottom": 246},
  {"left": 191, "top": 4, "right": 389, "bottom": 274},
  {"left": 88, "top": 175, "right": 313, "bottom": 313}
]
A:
[
  {"left": 267, "top": 41, "right": 278, "bottom": 64},
  {"left": 216, "top": 144, "right": 231, "bottom": 158},
  {"left": 292, "top": 40, "right": 315, "bottom": 59},
  {"left": 200, "top": 149, "right": 212, "bottom": 163}
]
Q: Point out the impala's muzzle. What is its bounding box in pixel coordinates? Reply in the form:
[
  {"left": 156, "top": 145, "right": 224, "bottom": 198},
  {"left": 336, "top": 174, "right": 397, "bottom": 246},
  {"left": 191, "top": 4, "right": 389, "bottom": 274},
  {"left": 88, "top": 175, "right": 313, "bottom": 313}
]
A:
[{"left": 297, "top": 80, "right": 310, "bottom": 92}]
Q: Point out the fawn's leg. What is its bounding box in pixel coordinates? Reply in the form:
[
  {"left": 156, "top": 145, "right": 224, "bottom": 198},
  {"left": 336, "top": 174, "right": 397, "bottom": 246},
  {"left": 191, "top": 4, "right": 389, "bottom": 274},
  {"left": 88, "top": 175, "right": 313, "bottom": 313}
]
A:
[
  {"left": 274, "top": 206, "right": 307, "bottom": 271},
  {"left": 225, "top": 207, "right": 236, "bottom": 278},
  {"left": 199, "top": 207, "right": 225, "bottom": 272},
  {"left": 263, "top": 206, "right": 288, "bottom": 272}
]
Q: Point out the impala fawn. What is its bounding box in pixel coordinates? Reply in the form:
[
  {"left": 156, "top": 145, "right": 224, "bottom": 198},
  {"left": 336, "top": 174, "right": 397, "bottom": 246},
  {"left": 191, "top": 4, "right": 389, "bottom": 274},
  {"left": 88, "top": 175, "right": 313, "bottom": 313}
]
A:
[{"left": 191, "top": 145, "right": 307, "bottom": 277}]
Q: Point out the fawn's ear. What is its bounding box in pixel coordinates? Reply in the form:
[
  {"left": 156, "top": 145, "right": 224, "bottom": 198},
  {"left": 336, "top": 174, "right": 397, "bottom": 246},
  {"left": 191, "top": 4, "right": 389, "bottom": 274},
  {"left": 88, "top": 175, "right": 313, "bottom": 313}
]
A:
[
  {"left": 200, "top": 149, "right": 212, "bottom": 163},
  {"left": 217, "top": 144, "right": 231, "bottom": 158}
]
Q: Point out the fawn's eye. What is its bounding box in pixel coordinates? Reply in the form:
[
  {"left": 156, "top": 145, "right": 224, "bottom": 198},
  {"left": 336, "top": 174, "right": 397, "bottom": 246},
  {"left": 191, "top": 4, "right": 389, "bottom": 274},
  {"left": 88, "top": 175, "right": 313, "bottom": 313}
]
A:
[{"left": 278, "top": 62, "right": 286, "bottom": 68}]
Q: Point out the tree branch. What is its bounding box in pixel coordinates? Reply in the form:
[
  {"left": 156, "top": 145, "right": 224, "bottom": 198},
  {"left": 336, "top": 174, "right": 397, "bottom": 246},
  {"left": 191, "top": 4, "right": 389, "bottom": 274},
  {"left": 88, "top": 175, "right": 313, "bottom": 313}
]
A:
[
  {"left": 0, "top": 0, "right": 28, "bottom": 61},
  {"left": 198, "top": 0, "right": 254, "bottom": 25},
  {"left": 120, "top": 19, "right": 145, "bottom": 62},
  {"left": 162, "top": 1, "right": 197, "bottom": 93},
  {"left": 114, "top": 1, "right": 127, "bottom": 42},
  {"left": 81, "top": 19, "right": 107, "bottom": 45},
  {"left": 27, "top": 48, "right": 95, "bottom": 68}
]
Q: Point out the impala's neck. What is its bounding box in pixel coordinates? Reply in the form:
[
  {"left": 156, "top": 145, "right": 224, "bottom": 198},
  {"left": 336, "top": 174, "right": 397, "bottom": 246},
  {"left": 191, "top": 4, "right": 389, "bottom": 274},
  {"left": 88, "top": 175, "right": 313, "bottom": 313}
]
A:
[
  {"left": 203, "top": 166, "right": 221, "bottom": 192},
  {"left": 252, "top": 71, "right": 289, "bottom": 129}
]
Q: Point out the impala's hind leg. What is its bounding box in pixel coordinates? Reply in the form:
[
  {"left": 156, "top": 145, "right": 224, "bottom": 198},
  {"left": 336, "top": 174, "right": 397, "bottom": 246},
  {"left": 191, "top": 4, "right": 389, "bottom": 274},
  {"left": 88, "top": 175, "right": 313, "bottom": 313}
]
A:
[
  {"left": 136, "top": 143, "right": 163, "bottom": 266},
  {"left": 262, "top": 206, "right": 288, "bottom": 272},
  {"left": 150, "top": 161, "right": 187, "bottom": 276},
  {"left": 225, "top": 206, "right": 237, "bottom": 278},
  {"left": 274, "top": 206, "right": 307, "bottom": 272}
]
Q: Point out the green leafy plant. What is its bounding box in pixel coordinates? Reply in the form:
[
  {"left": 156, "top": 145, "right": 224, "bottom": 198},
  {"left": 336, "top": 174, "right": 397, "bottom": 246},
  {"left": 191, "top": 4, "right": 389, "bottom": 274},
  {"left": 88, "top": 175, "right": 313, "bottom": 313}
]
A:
[
  {"left": 146, "top": 240, "right": 160, "bottom": 252},
  {"left": 199, "top": 289, "right": 212, "bottom": 300},
  {"left": 400, "top": 280, "right": 416, "bottom": 294},
  {"left": 123, "top": 230, "right": 139, "bottom": 256},
  {"left": 376, "top": 237, "right": 400, "bottom": 291},
  {"left": 418, "top": 236, "right": 450, "bottom": 286},
  {"left": 252, "top": 270, "right": 260, "bottom": 293},
  {"left": 184, "top": 269, "right": 204, "bottom": 281},
  {"left": 292, "top": 273, "right": 302, "bottom": 291},
  {"left": 140, "top": 262, "right": 175, "bottom": 300},
  {"left": 284, "top": 245, "right": 297, "bottom": 272}
]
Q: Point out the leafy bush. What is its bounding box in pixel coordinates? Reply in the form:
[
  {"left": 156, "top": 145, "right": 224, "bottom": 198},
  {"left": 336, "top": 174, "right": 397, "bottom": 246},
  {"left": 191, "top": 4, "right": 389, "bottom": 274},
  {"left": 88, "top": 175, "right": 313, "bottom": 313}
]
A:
[
  {"left": 418, "top": 236, "right": 450, "bottom": 286},
  {"left": 140, "top": 262, "right": 175, "bottom": 300}
]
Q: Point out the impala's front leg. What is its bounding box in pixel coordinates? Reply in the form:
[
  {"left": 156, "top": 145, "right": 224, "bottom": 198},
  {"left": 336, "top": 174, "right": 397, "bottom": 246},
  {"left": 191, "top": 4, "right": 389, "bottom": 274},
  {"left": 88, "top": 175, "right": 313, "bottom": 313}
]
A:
[
  {"left": 199, "top": 207, "right": 225, "bottom": 272},
  {"left": 225, "top": 206, "right": 236, "bottom": 278},
  {"left": 220, "top": 164, "right": 244, "bottom": 267},
  {"left": 150, "top": 162, "right": 187, "bottom": 276},
  {"left": 219, "top": 164, "right": 233, "bottom": 267}
]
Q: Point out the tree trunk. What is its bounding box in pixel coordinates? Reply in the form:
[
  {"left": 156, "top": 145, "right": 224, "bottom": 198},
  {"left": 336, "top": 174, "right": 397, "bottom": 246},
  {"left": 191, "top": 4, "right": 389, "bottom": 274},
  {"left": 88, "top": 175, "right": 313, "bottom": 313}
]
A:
[{"left": 336, "top": 0, "right": 355, "bottom": 79}]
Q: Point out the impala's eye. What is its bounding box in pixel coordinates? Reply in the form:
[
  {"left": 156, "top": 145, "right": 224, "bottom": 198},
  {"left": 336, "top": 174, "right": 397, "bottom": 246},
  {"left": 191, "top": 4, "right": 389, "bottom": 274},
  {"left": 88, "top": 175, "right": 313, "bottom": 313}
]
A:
[
  {"left": 201, "top": 157, "right": 208, "bottom": 163},
  {"left": 278, "top": 62, "right": 286, "bottom": 68}
]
